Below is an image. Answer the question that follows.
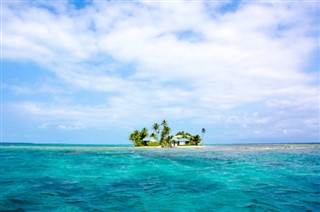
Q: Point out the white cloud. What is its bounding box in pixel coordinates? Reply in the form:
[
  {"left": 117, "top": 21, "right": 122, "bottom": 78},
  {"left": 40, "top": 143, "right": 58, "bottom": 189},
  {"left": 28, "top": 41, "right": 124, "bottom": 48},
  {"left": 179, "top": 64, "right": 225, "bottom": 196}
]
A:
[{"left": 2, "top": 1, "right": 319, "bottom": 141}]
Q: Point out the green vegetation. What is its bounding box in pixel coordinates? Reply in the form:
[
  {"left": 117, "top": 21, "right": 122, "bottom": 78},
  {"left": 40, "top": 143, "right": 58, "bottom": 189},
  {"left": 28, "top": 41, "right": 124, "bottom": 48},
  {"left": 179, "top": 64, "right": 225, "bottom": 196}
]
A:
[
  {"left": 147, "top": 141, "right": 160, "bottom": 146},
  {"left": 129, "top": 120, "right": 204, "bottom": 147},
  {"left": 202, "top": 128, "right": 206, "bottom": 144}
]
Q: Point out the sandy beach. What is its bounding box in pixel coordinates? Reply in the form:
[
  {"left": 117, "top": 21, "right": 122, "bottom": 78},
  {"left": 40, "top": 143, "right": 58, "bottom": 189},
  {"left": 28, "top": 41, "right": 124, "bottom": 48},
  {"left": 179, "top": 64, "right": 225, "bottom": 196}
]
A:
[{"left": 1, "top": 144, "right": 319, "bottom": 151}]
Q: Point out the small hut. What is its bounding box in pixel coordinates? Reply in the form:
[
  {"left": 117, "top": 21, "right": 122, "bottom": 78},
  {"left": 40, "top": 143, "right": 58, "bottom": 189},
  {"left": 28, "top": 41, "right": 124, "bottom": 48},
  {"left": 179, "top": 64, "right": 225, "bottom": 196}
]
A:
[{"left": 170, "top": 135, "right": 189, "bottom": 147}]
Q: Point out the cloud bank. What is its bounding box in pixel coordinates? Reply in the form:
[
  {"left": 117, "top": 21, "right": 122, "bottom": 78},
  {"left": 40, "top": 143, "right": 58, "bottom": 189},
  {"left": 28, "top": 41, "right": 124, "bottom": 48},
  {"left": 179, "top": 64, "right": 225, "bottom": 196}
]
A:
[{"left": 2, "top": 0, "right": 319, "bottom": 142}]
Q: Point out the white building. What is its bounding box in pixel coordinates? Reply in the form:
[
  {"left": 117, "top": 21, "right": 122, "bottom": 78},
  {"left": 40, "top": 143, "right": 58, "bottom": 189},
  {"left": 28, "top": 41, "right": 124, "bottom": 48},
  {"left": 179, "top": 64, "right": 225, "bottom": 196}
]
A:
[{"left": 170, "top": 135, "right": 189, "bottom": 147}]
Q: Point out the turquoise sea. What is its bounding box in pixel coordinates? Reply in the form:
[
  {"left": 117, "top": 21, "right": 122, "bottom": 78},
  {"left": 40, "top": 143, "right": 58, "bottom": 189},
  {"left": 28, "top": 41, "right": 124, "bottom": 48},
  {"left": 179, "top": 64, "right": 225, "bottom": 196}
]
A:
[{"left": 1, "top": 144, "right": 319, "bottom": 211}]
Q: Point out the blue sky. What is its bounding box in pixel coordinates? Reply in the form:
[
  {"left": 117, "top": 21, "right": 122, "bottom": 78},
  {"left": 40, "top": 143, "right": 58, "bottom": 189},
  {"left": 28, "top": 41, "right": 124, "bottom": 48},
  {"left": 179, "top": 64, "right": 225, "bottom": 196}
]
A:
[{"left": 1, "top": 0, "right": 319, "bottom": 144}]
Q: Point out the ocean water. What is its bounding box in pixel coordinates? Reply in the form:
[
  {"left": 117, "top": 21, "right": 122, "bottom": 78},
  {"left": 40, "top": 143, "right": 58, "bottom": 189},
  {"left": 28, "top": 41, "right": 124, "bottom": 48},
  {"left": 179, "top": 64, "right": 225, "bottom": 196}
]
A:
[{"left": 0, "top": 144, "right": 319, "bottom": 211}]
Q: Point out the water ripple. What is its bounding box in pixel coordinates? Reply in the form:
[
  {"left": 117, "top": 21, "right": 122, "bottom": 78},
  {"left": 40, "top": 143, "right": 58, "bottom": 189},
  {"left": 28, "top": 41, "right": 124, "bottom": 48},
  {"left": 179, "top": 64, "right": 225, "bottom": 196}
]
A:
[{"left": 1, "top": 145, "right": 319, "bottom": 211}]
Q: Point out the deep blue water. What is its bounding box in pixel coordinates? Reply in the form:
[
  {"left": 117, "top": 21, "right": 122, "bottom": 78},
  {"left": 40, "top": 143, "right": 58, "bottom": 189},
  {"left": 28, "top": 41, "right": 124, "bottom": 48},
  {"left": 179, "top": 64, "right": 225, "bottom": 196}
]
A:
[{"left": 1, "top": 144, "right": 319, "bottom": 211}]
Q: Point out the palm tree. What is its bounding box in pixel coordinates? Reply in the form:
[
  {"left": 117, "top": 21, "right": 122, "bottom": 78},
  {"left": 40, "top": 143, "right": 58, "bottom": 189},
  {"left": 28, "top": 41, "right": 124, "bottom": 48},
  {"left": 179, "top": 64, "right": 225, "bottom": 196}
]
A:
[
  {"left": 150, "top": 132, "right": 157, "bottom": 141},
  {"left": 134, "top": 130, "right": 141, "bottom": 140},
  {"left": 161, "top": 125, "right": 171, "bottom": 147},
  {"left": 129, "top": 132, "right": 135, "bottom": 143},
  {"left": 161, "top": 119, "right": 168, "bottom": 127},
  {"left": 201, "top": 128, "right": 206, "bottom": 144},
  {"left": 140, "top": 128, "right": 148, "bottom": 145},
  {"left": 193, "top": 135, "right": 202, "bottom": 146},
  {"left": 153, "top": 123, "right": 160, "bottom": 141},
  {"left": 166, "top": 126, "right": 171, "bottom": 146},
  {"left": 160, "top": 120, "right": 167, "bottom": 146},
  {"left": 129, "top": 130, "right": 141, "bottom": 146}
]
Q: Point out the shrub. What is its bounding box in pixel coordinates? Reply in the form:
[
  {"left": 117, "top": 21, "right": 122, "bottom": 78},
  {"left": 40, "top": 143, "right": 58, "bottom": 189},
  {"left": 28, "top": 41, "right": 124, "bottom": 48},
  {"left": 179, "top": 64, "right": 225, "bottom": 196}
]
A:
[
  {"left": 147, "top": 141, "right": 160, "bottom": 146},
  {"left": 134, "top": 140, "right": 144, "bottom": 147}
]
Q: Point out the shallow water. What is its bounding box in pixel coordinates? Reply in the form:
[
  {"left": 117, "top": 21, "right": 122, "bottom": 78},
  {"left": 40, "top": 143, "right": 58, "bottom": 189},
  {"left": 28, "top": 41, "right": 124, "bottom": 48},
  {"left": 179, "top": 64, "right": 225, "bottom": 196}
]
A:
[{"left": 1, "top": 144, "right": 319, "bottom": 211}]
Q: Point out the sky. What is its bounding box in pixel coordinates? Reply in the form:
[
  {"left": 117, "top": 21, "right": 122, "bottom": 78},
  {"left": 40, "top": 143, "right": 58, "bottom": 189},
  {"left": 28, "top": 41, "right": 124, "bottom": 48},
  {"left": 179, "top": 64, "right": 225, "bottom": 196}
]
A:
[{"left": 1, "top": 0, "right": 319, "bottom": 144}]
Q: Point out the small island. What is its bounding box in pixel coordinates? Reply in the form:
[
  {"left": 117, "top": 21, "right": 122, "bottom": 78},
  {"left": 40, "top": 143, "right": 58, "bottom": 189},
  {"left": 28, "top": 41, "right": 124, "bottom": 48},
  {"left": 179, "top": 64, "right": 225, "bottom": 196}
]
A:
[{"left": 129, "top": 120, "right": 205, "bottom": 147}]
